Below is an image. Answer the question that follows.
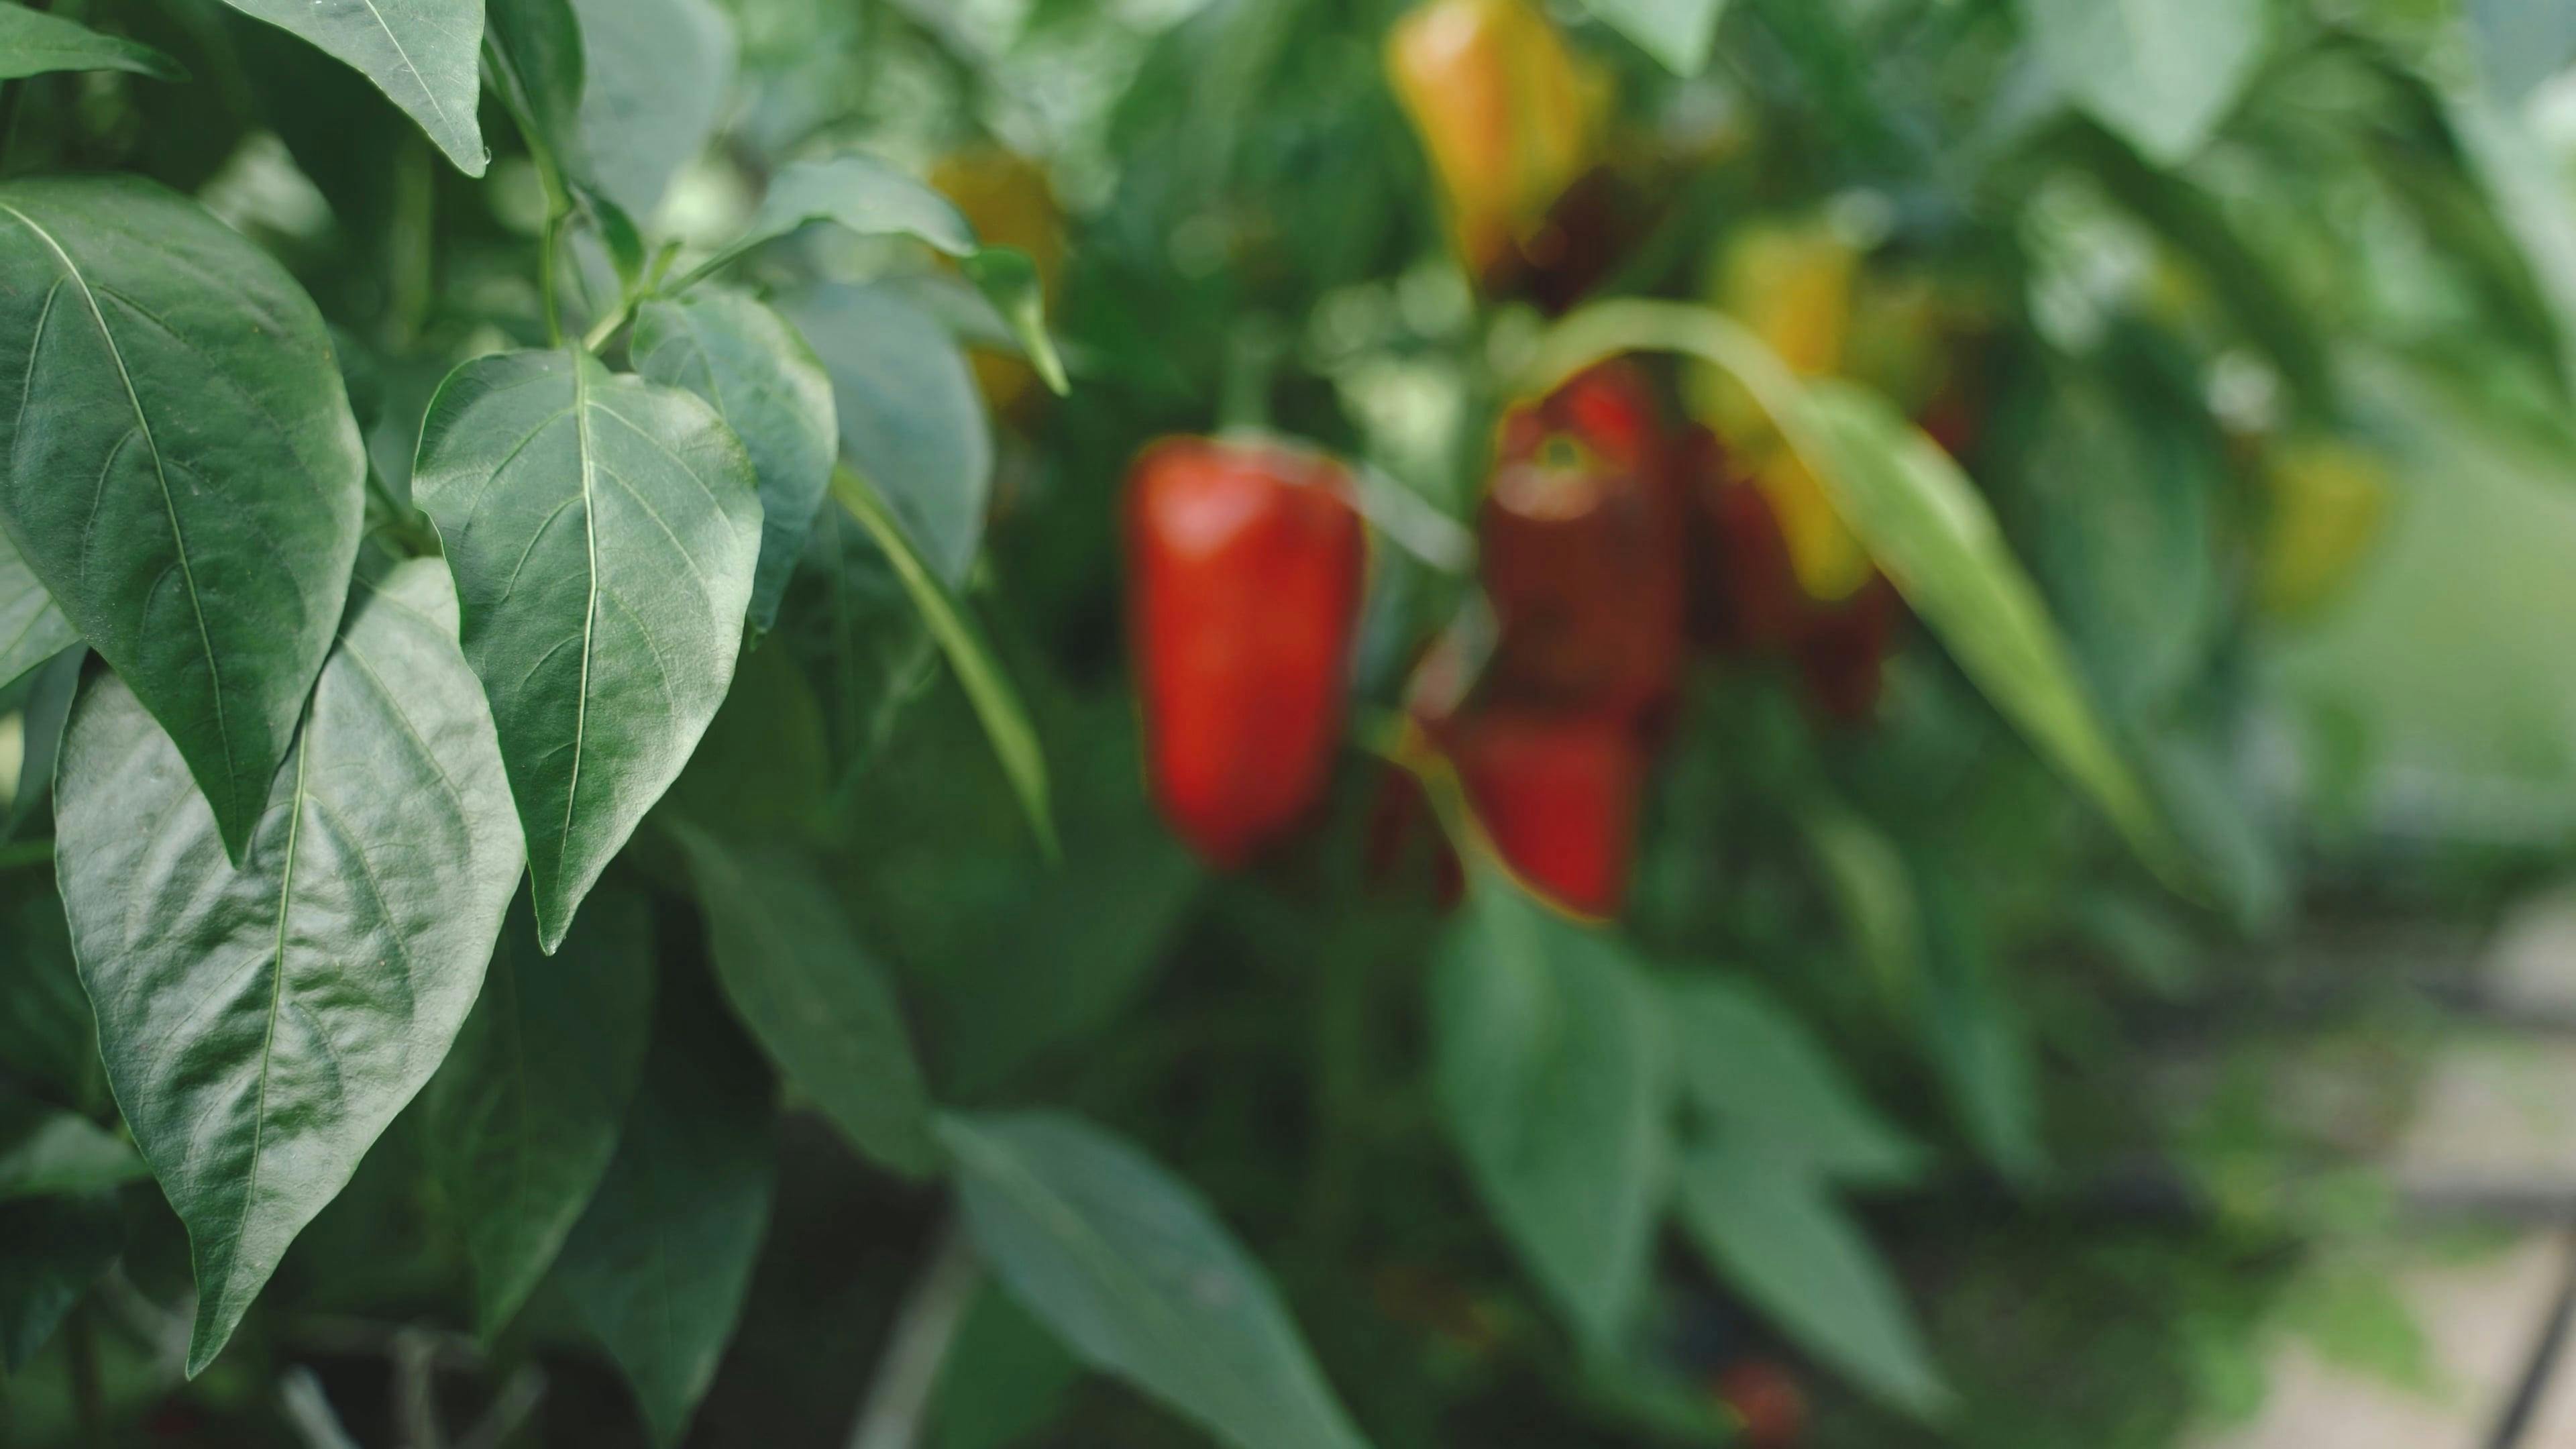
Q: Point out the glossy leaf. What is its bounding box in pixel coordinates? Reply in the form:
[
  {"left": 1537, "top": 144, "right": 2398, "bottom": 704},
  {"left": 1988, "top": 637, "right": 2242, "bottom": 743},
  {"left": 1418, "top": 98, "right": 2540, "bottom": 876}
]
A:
[
  {"left": 0, "top": 1099, "right": 147, "bottom": 1202},
  {"left": 1677, "top": 1142, "right": 1949, "bottom": 1419},
  {"left": 52, "top": 559, "right": 523, "bottom": 1375},
  {"left": 554, "top": 969, "right": 776, "bottom": 1449},
  {"left": 423, "top": 887, "right": 655, "bottom": 1337},
  {"left": 830, "top": 469, "right": 1054, "bottom": 857},
  {"left": 0, "top": 1193, "right": 121, "bottom": 1373},
  {"left": 959, "top": 248, "right": 1071, "bottom": 396},
  {"left": 633, "top": 288, "right": 836, "bottom": 633},
  {"left": 0, "top": 175, "right": 367, "bottom": 860},
  {"left": 566, "top": 0, "right": 735, "bottom": 221},
  {"left": 1664, "top": 978, "right": 1920, "bottom": 1186},
  {"left": 0, "top": 3, "right": 182, "bottom": 81},
  {"left": 1580, "top": 0, "right": 1726, "bottom": 75},
  {"left": 672, "top": 825, "right": 936, "bottom": 1176},
  {"left": 787, "top": 284, "right": 993, "bottom": 587},
  {"left": 2018, "top": 0, "right": 2263, "bottom": 164},
  {"left": 217, "top": 0, "right": 486, "bottom": 176},
  {"left": 0, "top": 530, "right": 73, "bottom": 692},
  {"left": 1432, "top": 880, "right": 1670, "bottom": 1352},
  {"left": 943, "top": 1112, "right": 1371, "bottom": 1449},
  {"left": 413, "top": 350, "right": 761, "bottom": 953}
]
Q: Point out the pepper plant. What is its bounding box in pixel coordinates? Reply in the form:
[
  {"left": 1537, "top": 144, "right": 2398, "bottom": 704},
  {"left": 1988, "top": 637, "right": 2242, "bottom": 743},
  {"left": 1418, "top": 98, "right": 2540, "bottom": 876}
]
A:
[{"left": 4, "top": 0, "right": 2575, "bottom": 1446}]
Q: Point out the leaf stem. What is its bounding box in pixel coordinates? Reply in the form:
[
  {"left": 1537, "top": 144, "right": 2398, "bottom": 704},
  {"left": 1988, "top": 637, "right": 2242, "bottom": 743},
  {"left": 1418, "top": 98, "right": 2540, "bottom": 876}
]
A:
[{"left": 845, "top": 1223, "right": 981, "bottom": 1449}]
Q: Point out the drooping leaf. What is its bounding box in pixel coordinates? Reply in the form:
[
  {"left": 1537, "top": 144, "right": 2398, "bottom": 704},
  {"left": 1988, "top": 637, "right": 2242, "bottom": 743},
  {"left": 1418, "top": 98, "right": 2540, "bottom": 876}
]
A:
[
  {"left": 423, "top": 886, "right": 655, "bottom": 1338},
  {"left": 2017, "top": 0, "right": 2264, "bottom": 165},
  {"left": 0, "top": 175, "right": 366, "bottom": 861},
  {"left": 0, "top": 1098, "right": 147, "bottom": 1202},
  {"left": 0, "top": 1192, "right": 121, "bottom": 1373},
  {"left": 959, "top": 248, "right": 1071, "bottom": 397},
  {"left": 553, "top": 967, "right": 776, "bottom": 1449},
  {"left": 215, "top": 0, "right": 486, "bottom": 176},
  {"left": 671, "top": 824, "right": 937, "bottom": 1177},
  {"left": 943, "top": 1111, "right": 1372, "bottom": 1449},
  {"left": 0, "top": 3, "right": 182, "bottom": 81},
  {"left": 1432, "top": 880, "right": 1670, "bottom": 1352},
  {"left": 1676, "top": 1142, "right": 1949, "bottom": 1420},
  {"left": 633, "top": 288, "right": 836, "bottom": 633},
  {"left": 1916, "top": 861, "right": 2046, "bottom": 1185},
  {"left": 483, "top": 0, "right": 586, "bottom": 180},
  {"left": 0, "top": 531, "right": 73, "bottom": 692},
  {"left": 52, "top": 559, "right": 523, "bottom": 1375},
  {"left": 565, "top": 0, "right": 735, "bottom": 221},
  {"left": 830, "top": 469, "right": 1053, "bottom": 857},
  {"left": 786, "top": 285, "right": 993, "bottom": 587},
  {"left": 1664, "top": 978, "right": 1920, "bottom": 1186},
  {"left": 412, "top": 349, "right": 761, "bottom": 953},
  {"left": 1579, "top": 0, "right": 1727, "bottom": 75}
]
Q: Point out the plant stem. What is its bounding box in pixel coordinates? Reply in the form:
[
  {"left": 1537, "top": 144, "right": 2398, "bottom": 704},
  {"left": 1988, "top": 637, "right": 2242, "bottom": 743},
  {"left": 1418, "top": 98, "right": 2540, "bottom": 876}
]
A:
[
  {"left": 539, "top": 203, "right": 568, "bottom": 348},
  {"left": 845, "top": 1223, "right": 981, "bottom": 1449}
]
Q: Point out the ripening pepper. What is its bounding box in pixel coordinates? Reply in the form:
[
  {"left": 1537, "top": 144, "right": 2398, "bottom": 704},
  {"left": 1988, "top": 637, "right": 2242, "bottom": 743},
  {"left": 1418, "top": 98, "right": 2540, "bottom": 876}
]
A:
[
  {"left": 1674, "top": 427, "right": 1805, "bottom": 653},
  {"left": 2255, "top": 437, "right": 2388, "bottom": 619},
  {"left": 1481, "top": 363, "right": 1686, "bottom": 717},
  {"left": 1451, "top": 706, "right": 1645, "bottom": 918},
  {"left": 1126, "top": 437, "right": 1366, "bottom": 867},
  {"left": 1386, "top": 0, "right": 1605, "bottom": 285}
]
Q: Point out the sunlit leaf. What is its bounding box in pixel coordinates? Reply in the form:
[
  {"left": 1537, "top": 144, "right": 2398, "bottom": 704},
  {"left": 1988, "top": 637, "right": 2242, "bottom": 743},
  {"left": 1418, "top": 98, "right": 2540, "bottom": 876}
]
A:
[{"left": 217, "top": 0, "right": 485, "bottom": 175}]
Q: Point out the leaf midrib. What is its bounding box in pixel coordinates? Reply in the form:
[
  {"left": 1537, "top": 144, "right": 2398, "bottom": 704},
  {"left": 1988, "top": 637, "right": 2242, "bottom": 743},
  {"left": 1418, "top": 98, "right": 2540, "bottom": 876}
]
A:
[
  {"left": 555, "top": 356, "right": 601, "bottom": 932},
  {"left": 0, "top": 199, "right": 237, "bottom": 819}
]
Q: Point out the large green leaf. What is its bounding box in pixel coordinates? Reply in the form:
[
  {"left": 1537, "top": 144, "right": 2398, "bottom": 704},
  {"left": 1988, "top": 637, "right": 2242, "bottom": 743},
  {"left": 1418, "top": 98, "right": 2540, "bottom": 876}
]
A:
[
  {"left": 0, "top": 531, "right": 72, "bottom": 692},
  {"left": 633, "top": 288, "right": 836, "bottom": 633},
  {"left": 484, "top": 0, "right": 586, "bottom": 179},
  {"left": 1432, "top": 881, "right": 1670, "bottom": 1352},
  {"left": 0, "top": 3, "right": 182, "bottom": 80},
  {"left": 423, "top": 887, "right": 655, "bottom": 1338},
  {"left": 413, "top": 350, "right": 761, "bottom": 953},
  {"left": 0, "top": 176, "right": 366, "bottom": 861},
  {"left": 52, "top": 559, "right": 523, "bottom": 1375},
  {"left": 1664, "top": 979, "right": 1919, "bottom": 1186},
  {"left": 553, "top": 969, "right": 775, "bottom": 1449},
  {"left": 943, "top": 1112, "right": 1371, "bottom": 1449},
  {"left": 566, "top": 0, "right": 735, "bottom": 221},
  {"left": 0, "top": 1193, "right": 121, "bottom": 1373},
  {"left": 784, "top": 285, "right": 992, "bottom": 587},
  {"left": 2018, "top": 0, "right": 2264, "bottom": 165},
  {"left": 1525, "top": 303, "right": 2180, "bottom": 887},
  {"left": 1676, "top": 1142, "right": 1948, "bottom": 1420},
  {"left": 0, "top": 1098, "right": 147, "bottom": 1202},
  {"left": 672, "top": 825, "right": 936, "bottom": 1176},
  {"left": 216, "top": 0, "right": 486, "bottom": 176},
  {"left": 1580, "top": 0, "right": 1727, "bottom": 74}
]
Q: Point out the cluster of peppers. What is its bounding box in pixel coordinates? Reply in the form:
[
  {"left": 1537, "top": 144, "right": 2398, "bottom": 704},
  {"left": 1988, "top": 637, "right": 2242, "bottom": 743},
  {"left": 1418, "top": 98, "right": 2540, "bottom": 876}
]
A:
[{"left": 1124, "top": 358, "right": 1907, "bottom": 922}]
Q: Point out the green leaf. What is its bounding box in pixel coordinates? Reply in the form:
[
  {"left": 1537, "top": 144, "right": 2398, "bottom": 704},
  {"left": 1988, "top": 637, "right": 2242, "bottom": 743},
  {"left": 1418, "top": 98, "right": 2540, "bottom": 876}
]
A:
[
  {"left": 0, "top": 3, "right": 182, "bottom": 81},
  {"left": 932, "top": 1286, "right": 1083, "bottom": 1449},
  {"left": 52, "top": 558, "right": 523, "bottom": 1376},
  {"left": 1578, "top": 0, "right": 1727, "bottom": 75},
  {"left": 215, "top": 0, "right": 486, "bottom": 176},
  {"left": 957, "top": 248, "right": 1070, "bottom": 397},
  {"left": 484, "top": 0, "right": 586, "bottom": 180},
  {"left": 1523, "top": 303, "right": 2180, "bottom": 888},
  {"left": 553, "top": 967, "right": 776, "bottom": 1449},
  {"left": 0, "top": 1193, "right": 121, "bottom": 1373},
  {"left": 412, "top": 350, "right": 762, "bottom": 953},
  {"left": 566, "top": 0, "right": 735, "bottom": 221},
  {"left": 2469, "top": 0, "right": 2576, "bottom": 103},
  {"left": 0, "top": 175, "right": 367, "bottom": 861},
  {"left": 721, "top": 152, "right": 979, "bottom": 270},
  {"left": 2018, "top": 0, "right": 2264, "bottom": 164},
  {"left": 1432, "top": 880, "right": 1670, "bottom": 1352},
  {"left": 633, "top": 288, "right": 836, "bottom": 633},
  {"left": 423, "top": 887, "right": 655, "bottom": 1338},
  {"left": 0, "top": 530, "right": 73, "bottom": 692},
  {"left": 671, "top": 824, "right": 937, "bottom": 1177},
  {"left": 0, "top": 879, "right": 100, "bottom": 1108},
  {"left": 830, "top": 468, "right": 1053, "bottom": 859},
  {"left": 1676, "top": 1142, "right": 1949, "bottom": 1420},
  {"left": 1664, "top": 979, "right": 1919, "bottom": 1187},
  {"left": 942, "top": 1111, "right": 1371, "bottom": 1449},
  {"left": 2443, "top": 87, "right": 2576, "bottom": 394},
  {"left": 788, "top": 284, "right": 994, "bottom": 587},
  {"left": 1, "top": 646, "right": 78, "bottom": 843},
  {"left": 0, "top": 1098, "right": 146, "bottom": 1202},
  {"left": 1916, "top": 864, "right": 2045, "bottom": 1185}
]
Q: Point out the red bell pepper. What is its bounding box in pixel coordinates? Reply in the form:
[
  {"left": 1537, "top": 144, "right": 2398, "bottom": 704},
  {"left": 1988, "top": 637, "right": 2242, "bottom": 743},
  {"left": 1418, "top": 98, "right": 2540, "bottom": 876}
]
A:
[
  {"left": 1126, "top": 437, "right": 1366, "bottom": 867},
  {"left": 1451, "top": 706, "right": 1644, "bottom": 918}
]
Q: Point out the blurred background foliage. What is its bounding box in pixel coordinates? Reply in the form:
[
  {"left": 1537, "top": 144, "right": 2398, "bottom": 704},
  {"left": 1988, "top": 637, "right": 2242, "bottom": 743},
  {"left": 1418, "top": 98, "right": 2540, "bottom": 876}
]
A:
[{"left": 13, "top": 0, "right": 2576, "bottom": 1444}]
